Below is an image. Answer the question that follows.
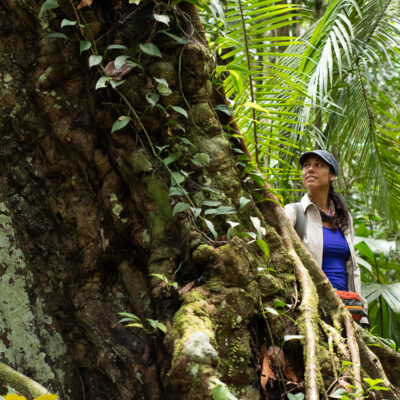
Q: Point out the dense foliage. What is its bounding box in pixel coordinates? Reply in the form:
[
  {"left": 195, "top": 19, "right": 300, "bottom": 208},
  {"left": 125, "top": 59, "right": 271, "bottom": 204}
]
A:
[{"left": 195, "top": 0, "right": 400, "bottom": 347}]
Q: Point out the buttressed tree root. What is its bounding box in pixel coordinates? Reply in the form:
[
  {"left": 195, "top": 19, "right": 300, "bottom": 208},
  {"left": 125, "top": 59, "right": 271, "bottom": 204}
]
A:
[
  {"left": 258, "top": 188, "right": 400, "bottom": 399},
  {"left": 2, "top": 2, "right": 400, "bottom": 400},
  {"left": 181, "top": 5, "right": 400, "bottom": 398}
]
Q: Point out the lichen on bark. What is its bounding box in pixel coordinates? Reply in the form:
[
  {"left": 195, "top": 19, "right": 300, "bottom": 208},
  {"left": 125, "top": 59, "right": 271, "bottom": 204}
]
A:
[{"left": 0, "top": 201, "right": 68, "bottom": 392}]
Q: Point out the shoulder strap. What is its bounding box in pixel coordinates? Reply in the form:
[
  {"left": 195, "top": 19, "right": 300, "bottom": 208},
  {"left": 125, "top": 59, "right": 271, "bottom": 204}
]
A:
[{"left": 294, "top": 203, "right": 307, "bottom": 241}]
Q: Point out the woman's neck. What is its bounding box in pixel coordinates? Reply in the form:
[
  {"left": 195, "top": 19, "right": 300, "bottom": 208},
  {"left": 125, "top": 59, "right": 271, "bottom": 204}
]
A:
[{"left": 308, "top": 189, "right": 330, "bottom": 212}]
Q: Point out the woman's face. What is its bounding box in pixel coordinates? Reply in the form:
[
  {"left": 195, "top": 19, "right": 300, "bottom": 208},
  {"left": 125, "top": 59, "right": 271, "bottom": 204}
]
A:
[{"left": 302, "top": 156, "right": 335, "bottom": 192}]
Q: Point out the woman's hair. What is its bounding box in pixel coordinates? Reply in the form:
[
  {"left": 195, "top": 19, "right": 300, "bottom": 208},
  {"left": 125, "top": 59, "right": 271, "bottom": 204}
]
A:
[{"left": 327, "top": 184, "right": 350, "bottom": 233}]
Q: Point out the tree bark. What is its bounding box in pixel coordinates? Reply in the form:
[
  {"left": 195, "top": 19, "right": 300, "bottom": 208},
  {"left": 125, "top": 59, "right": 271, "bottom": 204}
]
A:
[{"left": 0, "top": 1, "right": 399, "bottom": 400}]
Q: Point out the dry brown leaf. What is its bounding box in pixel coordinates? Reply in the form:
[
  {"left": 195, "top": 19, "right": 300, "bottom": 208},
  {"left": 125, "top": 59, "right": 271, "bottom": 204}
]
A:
[
  {"left": 260, "top": 344, "right": 275, "bottom": 390},
  {"left": 283, "top": 364, "right": 298, "bottom": 383},
  {"left": 178, "top": 281, "right": 195, "bottom": 296},
  {"left": 267, "top": 345, "right": 286, "bottom": 368},
  {"left": 77, "top": 0, "right": 93, "bottom": 10},
  {"left": 338, "top": 379, "right": 353, "bottom": 392},
  {"left": 167, "top": 126, "right": 173, "bottom": 137},
  {"left": 267, "top": 346, "right": 298, "bottom": 383},
  {"left": 104, "top": 61, "right": 134, "bottom": 81}
]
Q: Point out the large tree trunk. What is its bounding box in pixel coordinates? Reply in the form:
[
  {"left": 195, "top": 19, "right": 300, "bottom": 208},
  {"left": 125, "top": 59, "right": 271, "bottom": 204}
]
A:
[{"left": 0, "top": 1, "right": 399, "bottom": 399}]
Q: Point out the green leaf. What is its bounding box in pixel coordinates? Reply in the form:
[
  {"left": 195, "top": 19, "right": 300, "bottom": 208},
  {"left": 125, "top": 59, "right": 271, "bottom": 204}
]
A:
[
  {"left": 146, "top": 93, "right": 160, "bottom": 107},
  {"left": 40, "top": 0, "right": 59, "bottom": 16},
  {"left": 169, "top": 186, "right": 188, "bottom": 196},
  {"left": 111, "top": 116, "right": 130, "bottom": 133},
  {"left": 140, "top": 43, "right": 162, "bottom": 58},
  {"left": 342, "top": 361, "right": 354, "bottom": 367},
  {"left": 264, "top": 306, "right": 279, "bottom": 315},
  {"left": 157, "top": 86, "right": 172, "bottom": 96},
  {"left": 61, "top": 19, "right": 77, "bottom": 28},
  {"left": 212, "top": 384, "right": 238, "bottom": 400},
  {"left": 173, "top": 202, "right": 190, "bottom": 215},
  {"left": 150, "top": 273, "right": 169, "bottom": 284},
  {"left": 214, "top": 104, "right": 233, "bottom": 116},
  {"left": 163, "top": 153, "right": 177, "bottom": 166},
  {"left": 362, "top": 282, "right": 400, "bottom": 312},
  {"left": 125, "top": 322, "right": 144, "bottom": 329},
  {"left": 364, "top": 378, "right": 385, "bottom": 387},
  {"left": 171, "top": 171, "right": 186, "bottom": 185},
  {"left": 170, "top": 105, "right": 188, "bottom": 118},
  {"left": 45, "top": 32, "right": 68, "bottom": 39},
  {"left": 118, "top": 312, "right": 141, "bottom": 322},
  {"left": 106, "top": 44, "right": 129, "bottom": 52},
  {"left": 287, "top": 394, "right": 305, "bottom": 400},
  {"left": 250, "top": 216, "right": 266, "bottom": 239},
  {"left": 205, "top": 219, "right": 218, "bottom": 239},
  {"left": 110, "top": 79, "right": 125, "bottom": 89},
  {"left": 156, "top": 322, "right": 167, "bottom": 333},
  {"left": 274, "top": 300, "right": 287, "bottom": 308},
  {"left": 129, "top": 0, "right": 141, "bottom": 4},
  {"left": 160, "top": 30, "right": 187, "bottom": 44},
  {"left": 284, "top": 335, "right": 304, "bottom": 342},
  {"left": 202, "top": 200, "right": 221, "bottom": 207},
  {"left": 190, "top": 207, "right": 202, "bottom": 218},
  {"left": 226, "top": 220, "right": 240, "bottom": 241},
  {"left": 146, "top": 319, "right": 158, "bottom": 329},
  {"left": 126, "top": 60, "right": 142, "bottom": 69},
  {"left": 115, "top": 55, "right": 129, "bottom": 70},
  {"left": 154, "top": 77, "right": 171, "bottom": 96},
  {"left": 179, "top": 137, "right": 194, "bottom": 147},
  {"left": 192, "top": 153, "right": 210, "bottom": 167},
  {"left": 329, "top": 389, "right": 349, "bottom": 398},
  {"left": 355, "top": 241, "right": 375, "bottom": 264},
  {"left": 95, "top": 76, "right": 109, "bottom": 90},
  {"left": 79, "top": 40, "right": 91, "bottom": 55},
  {"left": 256, "top": 239, "right": 270, "bottom": 260},
  {"left": 89, "top": 55, "right": 103, "bottom": 68},
  {"left": 205, "top": 206, "right": 236, "bottom": 217},
  {"left": 154, "top": 14, "right": 170, "bottom": 26},
  {"left": 239, "top": 197, "right": 250, "bottom": 209},
  {"left": 154, "top": 77, "right": 168, "bottom": 87},
  {"left": 243, "top": 101, "right": 269, "bottom": 114}
]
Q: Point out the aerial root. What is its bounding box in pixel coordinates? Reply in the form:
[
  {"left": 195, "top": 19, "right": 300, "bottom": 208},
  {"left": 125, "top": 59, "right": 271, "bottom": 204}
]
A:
[
  {"left": 287, "top": 247, "right": 321, "bottom": 400},
  {"left": 320, "top": 320, "right": 351, "bottom": 361},
  {"left": 355, "top": 327, "right": 398, "bottom": 399},
  {"left": 343, "top": 313, "right": 362, "bottom": 392}
]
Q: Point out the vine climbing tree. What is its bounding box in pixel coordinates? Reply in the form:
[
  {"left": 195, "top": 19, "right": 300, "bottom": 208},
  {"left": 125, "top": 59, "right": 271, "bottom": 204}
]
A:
[{"left": 0, "top": 0, "right": 399, "bottom": 399}]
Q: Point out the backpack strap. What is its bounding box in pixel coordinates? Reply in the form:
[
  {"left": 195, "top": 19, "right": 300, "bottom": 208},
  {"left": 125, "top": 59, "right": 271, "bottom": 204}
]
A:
[{"left": 294, "top": 202, "right": 307, "bottom": 241}]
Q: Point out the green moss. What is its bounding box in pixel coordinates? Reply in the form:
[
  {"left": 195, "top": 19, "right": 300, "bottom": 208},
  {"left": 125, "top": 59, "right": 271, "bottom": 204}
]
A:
[
  {"left": 4, "top": 73, "right": 12, "bottom": 83},
  {"left": 109, "top": 193, "right": 127, "bottom": 223},
  {"left": 38, "top": 66, "right": 53, "bottom": 82},
  {"left": 192, "top": 191, "right": 205, "bottom": 206},
  {"left": 148, "top": 62, "right": 176, "bottom": 86},
  {"left": 190, "top": 103, "right": 221, "bottom": 136},
  {"left": 127, "top": 148, "right": 153, "bottom": 173},
  {"left": 182, "top": 290, "right": 205, "bottom": 304},
  {"left": 192, "top": 244, "right": 218, "bottom": 265},
  {"left": 144, "top": 175, "right": 172, "bottom": 243},
  {"left": 169, "top": 290, "right": 217, "bottom": 368},
  {"left": 217, "top": 329, "right": 253, "bottom": 383}
]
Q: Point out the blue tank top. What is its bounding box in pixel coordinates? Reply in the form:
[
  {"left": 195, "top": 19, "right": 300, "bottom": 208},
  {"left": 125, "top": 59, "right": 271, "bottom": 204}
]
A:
[{"left": 322, "top": 227, "right": 350, "bottom": 291}]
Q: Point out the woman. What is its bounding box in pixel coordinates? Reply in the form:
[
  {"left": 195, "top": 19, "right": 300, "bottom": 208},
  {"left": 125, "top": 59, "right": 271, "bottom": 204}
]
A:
[{"left": 284, "top": 150, "right": 368, "bottom": 324}]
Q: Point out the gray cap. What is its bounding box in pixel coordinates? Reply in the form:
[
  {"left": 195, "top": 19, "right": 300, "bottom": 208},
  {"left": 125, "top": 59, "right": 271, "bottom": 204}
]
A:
[{"left": 299, "top": 150, "right": 338, "bottom": 175}]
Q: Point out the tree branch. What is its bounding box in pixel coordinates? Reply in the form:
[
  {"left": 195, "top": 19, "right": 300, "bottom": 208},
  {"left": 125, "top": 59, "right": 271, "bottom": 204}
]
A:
[{"left": 0, "top": 362, "right": 50, "bottom": 399}]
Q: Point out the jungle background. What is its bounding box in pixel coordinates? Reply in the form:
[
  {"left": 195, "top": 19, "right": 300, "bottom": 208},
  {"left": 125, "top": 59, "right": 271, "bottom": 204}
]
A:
[{"left": 0, "top": 0, "right": 400, "bottom": 399}]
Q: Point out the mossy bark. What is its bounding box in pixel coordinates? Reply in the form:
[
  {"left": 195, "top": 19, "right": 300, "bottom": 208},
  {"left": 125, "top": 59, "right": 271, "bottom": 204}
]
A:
[{"left": 0, "top": 1, "right": 399, "bottom": 400}]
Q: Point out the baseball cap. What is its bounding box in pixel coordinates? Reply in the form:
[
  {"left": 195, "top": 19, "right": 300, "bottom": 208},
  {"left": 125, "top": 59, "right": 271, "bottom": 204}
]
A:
[{"left": 299, "top": 150, "right": 338, "bottom": 176}]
